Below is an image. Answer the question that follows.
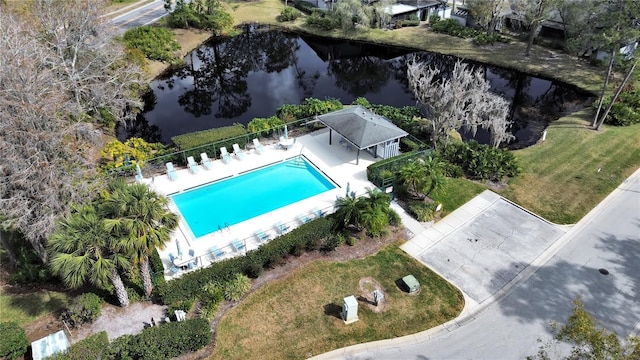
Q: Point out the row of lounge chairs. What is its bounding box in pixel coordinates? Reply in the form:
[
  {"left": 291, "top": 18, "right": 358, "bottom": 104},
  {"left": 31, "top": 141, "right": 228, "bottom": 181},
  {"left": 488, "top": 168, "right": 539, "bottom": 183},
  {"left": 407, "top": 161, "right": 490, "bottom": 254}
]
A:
[
  {"left": 165, "top": 139, "right": 268, "bottom": 181},
  {"left": 170, "top": 210, "right": 329, "bottom": 275}
]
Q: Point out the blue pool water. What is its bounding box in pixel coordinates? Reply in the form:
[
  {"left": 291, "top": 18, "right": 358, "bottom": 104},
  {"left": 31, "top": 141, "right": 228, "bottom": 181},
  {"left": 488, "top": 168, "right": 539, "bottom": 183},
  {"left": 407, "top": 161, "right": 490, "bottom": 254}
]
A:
[{"left": 171, "top": 157, "right": 335, "bottom": 238}]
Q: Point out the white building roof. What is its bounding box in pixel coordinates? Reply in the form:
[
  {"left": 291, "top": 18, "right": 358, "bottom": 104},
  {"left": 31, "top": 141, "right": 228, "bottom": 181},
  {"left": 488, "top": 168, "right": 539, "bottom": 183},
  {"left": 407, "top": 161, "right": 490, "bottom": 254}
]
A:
[{"left": 385, "top": 4, "right": 417, "bottom": 15}]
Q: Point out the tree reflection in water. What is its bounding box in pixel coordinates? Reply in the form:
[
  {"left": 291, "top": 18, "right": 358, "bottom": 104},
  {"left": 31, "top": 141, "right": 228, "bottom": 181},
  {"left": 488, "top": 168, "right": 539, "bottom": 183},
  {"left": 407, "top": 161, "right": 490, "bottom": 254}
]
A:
[{"left": 120, "top": 25, "right": 592, "bottom": 148}]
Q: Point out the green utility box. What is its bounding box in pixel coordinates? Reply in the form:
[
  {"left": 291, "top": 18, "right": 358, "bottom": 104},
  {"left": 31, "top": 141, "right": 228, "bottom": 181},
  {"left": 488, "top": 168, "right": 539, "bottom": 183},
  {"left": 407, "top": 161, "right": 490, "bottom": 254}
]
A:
[{"left": 402, "top": 275, "right": 420, "bottom": 293}]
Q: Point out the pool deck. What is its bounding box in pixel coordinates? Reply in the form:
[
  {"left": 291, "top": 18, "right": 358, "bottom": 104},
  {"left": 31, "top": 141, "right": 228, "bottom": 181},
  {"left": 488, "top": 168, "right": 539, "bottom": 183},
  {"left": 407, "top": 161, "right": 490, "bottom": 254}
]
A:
[{"left": 138, "top": 128, "right": 382, "bottom": 281}]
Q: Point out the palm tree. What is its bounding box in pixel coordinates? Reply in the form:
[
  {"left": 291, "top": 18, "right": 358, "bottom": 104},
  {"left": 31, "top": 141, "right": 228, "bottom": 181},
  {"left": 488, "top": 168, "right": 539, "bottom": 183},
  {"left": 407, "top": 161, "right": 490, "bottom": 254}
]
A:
[
  {"left": 362, "top": 187, "right": 391, "bottom": 211},
  {"left": 398, "top": 161, "right": 427, "bottom": 198},
  {"left": 103, "top": 180, "right": 178, "bottom": 299},
  {"left": 48, "top": 205, "right": 131, "bottom": 307},
  {"left": 332, "top": 194, "right": 365, "bottom": 232},
  {"left": 359, "top": 203, "right": 389, "bottom": 237}
]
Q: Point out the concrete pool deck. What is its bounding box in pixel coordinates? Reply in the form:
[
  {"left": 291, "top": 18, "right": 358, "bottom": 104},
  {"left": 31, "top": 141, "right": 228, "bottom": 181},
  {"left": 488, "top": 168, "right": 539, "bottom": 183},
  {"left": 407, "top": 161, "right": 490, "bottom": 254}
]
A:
[{"left": 137, "top": 128, "right": 382, "bottom": 280}]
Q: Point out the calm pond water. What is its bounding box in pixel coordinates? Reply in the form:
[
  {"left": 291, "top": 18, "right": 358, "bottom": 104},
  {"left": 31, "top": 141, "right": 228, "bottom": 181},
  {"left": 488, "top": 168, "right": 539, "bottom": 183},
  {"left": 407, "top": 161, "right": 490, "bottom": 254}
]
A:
[{"left": 119, "top": 25, "right": 593, "bottom": 149}]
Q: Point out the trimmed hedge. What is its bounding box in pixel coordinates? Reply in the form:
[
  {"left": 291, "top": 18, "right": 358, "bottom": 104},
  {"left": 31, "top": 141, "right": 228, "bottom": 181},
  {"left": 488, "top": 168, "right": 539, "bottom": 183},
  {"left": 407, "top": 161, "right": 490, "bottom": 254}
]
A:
[
  {"left": 49, "top": 331, "right": 109, "bottom": 360},
  {"left": 170, "top": 124, "right": 248, "bottom": 162},
  {"left": 149, "top": 249, "right": 166, "bottom": 287},
  {"left": 106, "top": 318, "right": 211, "bottom": 359},
  {"left": 0, "top": 322, "right": 28, "bottom": 360},
  {"left": 277, "top": 98, "right": 343, "bottom": 121},
  {"left": 157, "top": 217, "right": 333, "bottom": 304}
]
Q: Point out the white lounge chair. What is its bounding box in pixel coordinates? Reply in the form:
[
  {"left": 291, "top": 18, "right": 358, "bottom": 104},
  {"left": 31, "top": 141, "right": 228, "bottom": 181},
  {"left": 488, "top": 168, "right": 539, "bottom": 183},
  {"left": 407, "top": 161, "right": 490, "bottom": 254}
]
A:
[
  {"left": 200, "top": 152, "right": 214, "bottom": 170},
  {"left": 209, "top": 245, "right": 225, "bottom": 260},
  {"left": 187, "top": 156, "right": 199, "bottom": 174},
  {"left": 232, "top": 143, "right": 245, "bottom": 160},
  {"left": 253, "top": 138, "right": 265, "bottom": 154},
  {"left": 220, "top": 147, "right": 232, "bottom": 164},
  {"left": 274, "top": 221, "right": 290, "bottom": 235},
  {"left": 255, "top": 229, "right": 270, "bottom": 243},
  {"left": 231, "top": 239, "right": 245, "bottom": 252},
  {"left": 166, "top": 162, "right": 178, "bottom": 181}
]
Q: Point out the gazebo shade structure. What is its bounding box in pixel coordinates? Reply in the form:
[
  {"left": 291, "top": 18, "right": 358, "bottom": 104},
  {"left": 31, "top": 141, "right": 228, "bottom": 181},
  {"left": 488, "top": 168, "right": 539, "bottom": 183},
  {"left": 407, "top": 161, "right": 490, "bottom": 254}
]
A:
[{"left": 315, "top": 106, "right": 408, "bottom": 165}]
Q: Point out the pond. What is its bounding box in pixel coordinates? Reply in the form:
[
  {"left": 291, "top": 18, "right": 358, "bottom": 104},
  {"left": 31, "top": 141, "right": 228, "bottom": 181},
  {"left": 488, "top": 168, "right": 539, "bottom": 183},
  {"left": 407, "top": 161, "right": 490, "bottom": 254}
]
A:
[{"left": 119, "top": 25, "right": 593, "bottom": 149}]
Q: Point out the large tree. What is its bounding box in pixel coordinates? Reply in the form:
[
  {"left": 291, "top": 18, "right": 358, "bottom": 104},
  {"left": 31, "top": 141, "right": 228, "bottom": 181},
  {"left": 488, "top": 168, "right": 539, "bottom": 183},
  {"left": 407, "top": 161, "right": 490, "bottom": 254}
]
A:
[
  {"left": 529, "top": 297, "right": 640, "bottom": 359},
  {"left": 467, "top": 0, "right": 508, "bottom": 34},
  {"left": 103, "top": 181, "right": 178, "bottom": 299},
  {"left": 0, "top": 0, "right": 145, "bottom": 262},
  {"left": 512, "top": 0, "right": 559, "bottom": 57},
  {"left": 406, "top": 57, "right": 513, "bottom": 148},
  {"left": 48, "top": 205, "right": 131, "bottom": 307}
]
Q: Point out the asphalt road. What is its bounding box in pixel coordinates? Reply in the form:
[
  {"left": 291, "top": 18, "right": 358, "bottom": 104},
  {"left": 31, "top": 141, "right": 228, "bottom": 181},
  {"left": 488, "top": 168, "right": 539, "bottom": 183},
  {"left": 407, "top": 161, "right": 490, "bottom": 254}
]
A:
[
  {"left": 330, "top": 169, "right": 640, "bottom": 360},
  {"left": 110, "top": 0, "right": 169, "bottom": 34}
]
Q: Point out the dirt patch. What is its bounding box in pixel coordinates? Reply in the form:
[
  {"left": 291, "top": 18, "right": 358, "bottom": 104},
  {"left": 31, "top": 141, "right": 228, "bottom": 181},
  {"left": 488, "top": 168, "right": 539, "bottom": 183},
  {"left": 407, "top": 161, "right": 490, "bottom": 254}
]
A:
[
  {"left": 72, "top": 302, "right": 167, "bottom": 342},
  {"left": 357, "top": 277, "right": 386, "bottom": 313}
]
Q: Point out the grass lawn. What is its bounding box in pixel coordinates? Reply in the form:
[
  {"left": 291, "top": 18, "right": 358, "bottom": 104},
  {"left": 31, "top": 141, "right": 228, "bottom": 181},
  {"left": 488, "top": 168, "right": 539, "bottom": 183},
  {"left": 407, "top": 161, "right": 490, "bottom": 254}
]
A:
[
  {"left": 501, "top": 111, "right": 640, "bottom": 224},
  {"left": 213, "top": 245, "right": 464, "bottom": 359},
  {"left": 0, "top": 289, "right": 70, "bottom": 327},
  {"left": 430, "top": 178, "right": 487, "bottom": 216}
]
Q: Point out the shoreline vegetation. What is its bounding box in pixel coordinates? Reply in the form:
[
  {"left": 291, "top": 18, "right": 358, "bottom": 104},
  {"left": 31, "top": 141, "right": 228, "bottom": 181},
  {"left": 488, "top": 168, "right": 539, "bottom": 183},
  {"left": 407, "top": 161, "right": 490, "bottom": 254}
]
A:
[{"left": 145, "top": 0, "right": 604, "bottom": 94}]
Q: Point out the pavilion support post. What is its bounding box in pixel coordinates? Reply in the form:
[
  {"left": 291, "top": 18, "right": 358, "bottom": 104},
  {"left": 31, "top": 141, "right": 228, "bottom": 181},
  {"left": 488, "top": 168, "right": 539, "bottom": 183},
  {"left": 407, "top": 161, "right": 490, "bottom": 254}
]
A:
[
  {"left": 356, "top": 149, "right": 360, "bottom": 165},
  {"left": 329, "top": 129, "right": 332, "bottom": 145}
]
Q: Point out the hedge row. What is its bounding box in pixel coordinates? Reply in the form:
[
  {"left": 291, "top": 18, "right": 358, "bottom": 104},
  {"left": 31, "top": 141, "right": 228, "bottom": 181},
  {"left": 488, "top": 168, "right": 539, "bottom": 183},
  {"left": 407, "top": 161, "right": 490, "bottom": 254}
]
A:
[
  {"left": 170, "top": 124, "right": 248, "bottom": 162},
  {"left": 157, "top": 217, "right": 333, "bottom": 304},
  {"left": 276, "top": 97, "right": 343, "bottom": 121},
  {"left": 367, "top": 150, "right": 432, "bottom": 187},
  {"left": 49, "top": 331, "right": 109, "bottom": 360},
  {"left": 50, "top": 319, "right": 210, "bottom": 360}
]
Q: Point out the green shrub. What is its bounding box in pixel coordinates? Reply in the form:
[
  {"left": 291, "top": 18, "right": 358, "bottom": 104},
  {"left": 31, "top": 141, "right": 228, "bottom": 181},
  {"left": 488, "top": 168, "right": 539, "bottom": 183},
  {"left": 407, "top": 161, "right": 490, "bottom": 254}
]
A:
[
  {"left": 61, "top": 293, "right": 103, "bottom": 328},
  {"left": 367, "top": 150, "right": 433, "bottom": 187},
  {"left": 278, "top": 6, "right": 300, "bottom": 22},
  {"left": 277, "top": 97, "right": 343, "bottom": 120},
  {"left": 600, "top": 90, "right": 640, "bottom": 126},
  {"left": 49, "top": 331, "right": 109, "bottom": 360},
  {"left": 346, "top": 236, "right": 356, "bottom": 246},
  {"left": 0, "top": 322, "right": 28, "bottom": 360},
  {"left": 171, "top": 124, "right": 247, "bottom": 163},
  {"left": 199, "top": 282, "right": 224, "bottom": 319},
  {"left": 409, "top": 201, "right": 439, "bottom": 222},
  {"left": 351, "top": 97, "right": 371, "bottom": 107},
  {"left": 149, "top": 249, "right": 166, "bottom": 287},
  {"left": 387, "top": 208, "right": 401, "bottom": 226},
  {"left": 247, "top": 116, "right": 285, "bottom": 136},
  {"left": 398, "top": 15, "right": 420, "bottom": 27},
  {"left": 7, "top": 244, "right": 52, "bottom": 285},
  {"left": 431, "top": 18, "right": 477, "bottom": 38},
  {"left": 122, "top": 26, "right": 181, "bottom": 64},
  {"left": 157, "top": 217, "right": 333, "bottom": 304},
  {"left": 473, "top": 32, "right": 510, "bottom": 46},
  {"left": 168, "top": 299, "right": 195, "bottom": 316},
  {"left": 400, "top": 137, "right": 421, "bottom": 152},
  {"left": 223, "top": 273, "right": 252, "bottom": 301},
  {"left": 428, "top": 14, "right": 440, "bottom": 25},
  {"left": 305, "top": 11, "right": 339, "bottom": 30},
  {"left": 106, "top": 319, "right": 211, "bottom": 360},
  {"left": 438, "top": 141, "right": 521, "bottom": 181}
]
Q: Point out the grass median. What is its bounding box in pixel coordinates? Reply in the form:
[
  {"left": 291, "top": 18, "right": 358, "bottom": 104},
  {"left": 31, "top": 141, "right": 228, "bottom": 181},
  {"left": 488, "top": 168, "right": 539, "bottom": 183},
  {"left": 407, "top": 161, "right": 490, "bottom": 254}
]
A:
[{"left": 213, "top": 245, "right": 464, "bottom": 359}]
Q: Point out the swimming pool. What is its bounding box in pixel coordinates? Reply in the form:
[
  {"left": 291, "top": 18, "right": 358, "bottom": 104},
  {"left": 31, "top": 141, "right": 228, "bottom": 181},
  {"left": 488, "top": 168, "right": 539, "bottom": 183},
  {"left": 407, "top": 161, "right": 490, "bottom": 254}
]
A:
[{"left": 171, "top": 157, "right": 336, "bottom": 238}]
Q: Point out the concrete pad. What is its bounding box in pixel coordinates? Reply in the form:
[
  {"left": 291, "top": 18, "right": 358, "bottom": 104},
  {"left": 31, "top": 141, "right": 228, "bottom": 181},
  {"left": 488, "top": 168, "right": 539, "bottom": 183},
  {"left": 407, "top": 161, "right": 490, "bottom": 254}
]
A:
[{"left": 416, "top": 196, "right": 566, "bottom": 304}]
